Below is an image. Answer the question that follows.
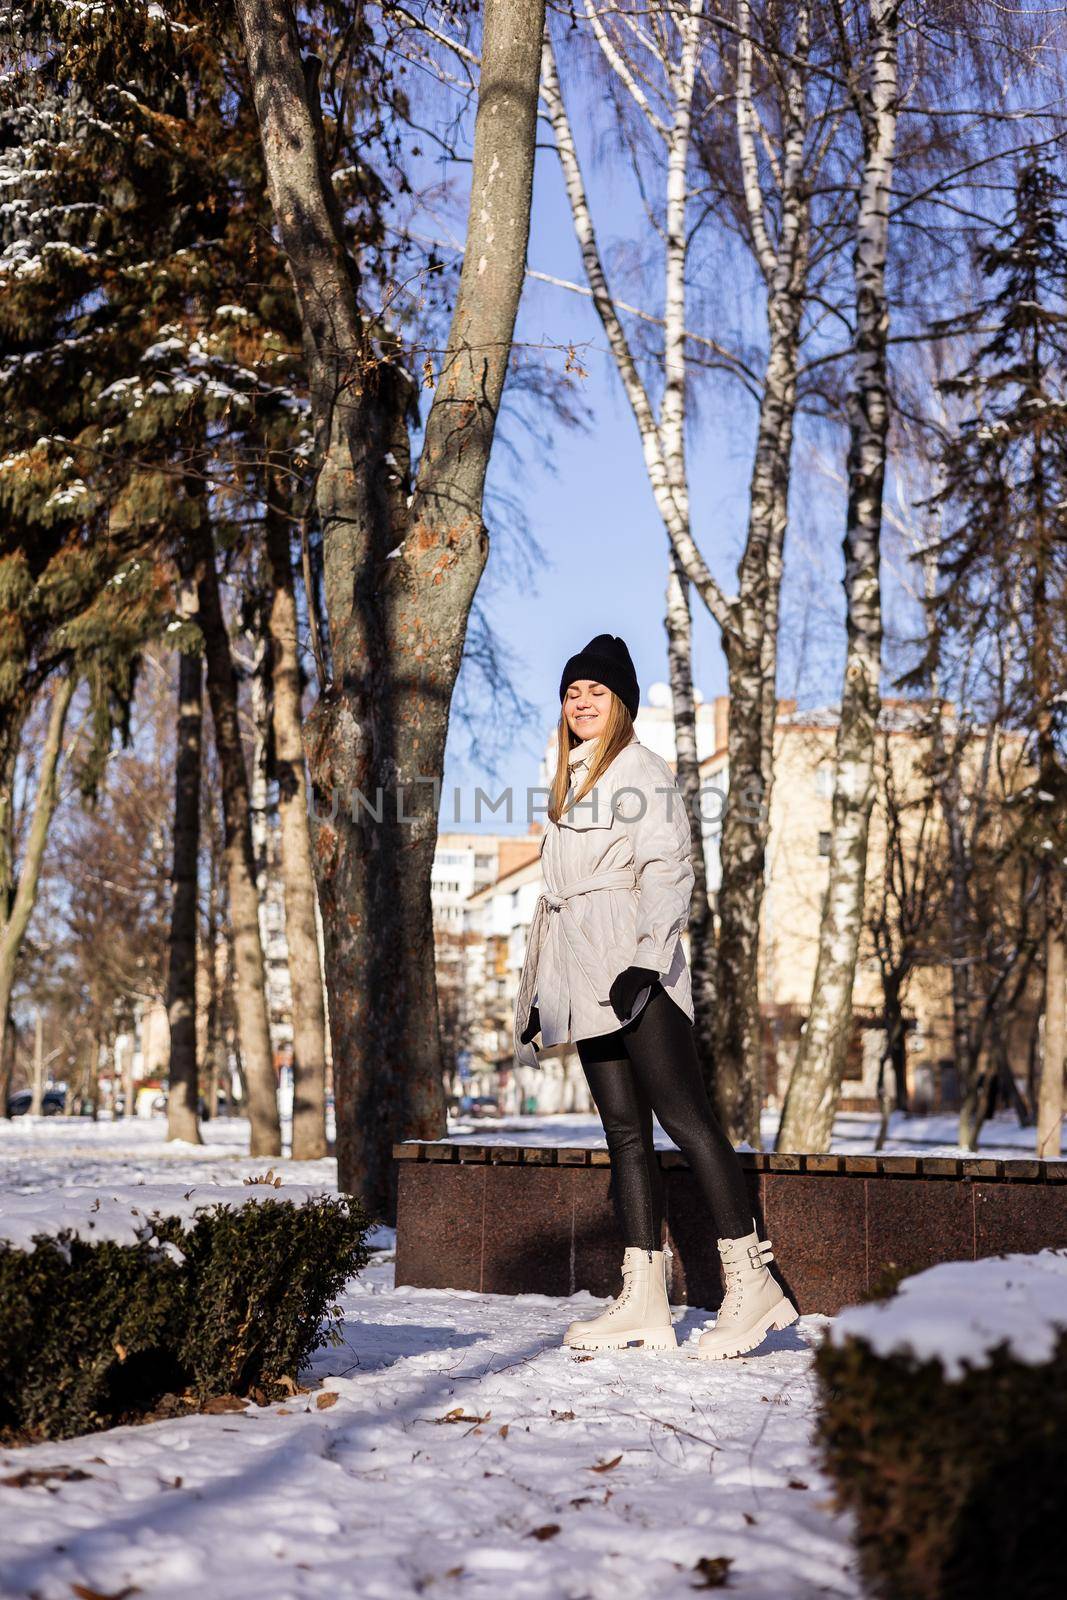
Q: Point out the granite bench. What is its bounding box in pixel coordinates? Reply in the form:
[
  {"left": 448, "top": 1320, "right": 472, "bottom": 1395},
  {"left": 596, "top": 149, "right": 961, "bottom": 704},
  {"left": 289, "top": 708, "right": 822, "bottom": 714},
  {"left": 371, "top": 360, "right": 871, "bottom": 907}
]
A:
[{"left": 393, "top": 1142, "right": 1067, "bottom": 1315}]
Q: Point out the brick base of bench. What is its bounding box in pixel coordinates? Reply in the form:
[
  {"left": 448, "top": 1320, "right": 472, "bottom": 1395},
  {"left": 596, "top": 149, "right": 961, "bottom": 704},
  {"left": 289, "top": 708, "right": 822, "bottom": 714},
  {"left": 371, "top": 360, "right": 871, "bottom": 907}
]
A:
[{"left": 393, "top": 1143, "right": 1067, "bottom": 1315}]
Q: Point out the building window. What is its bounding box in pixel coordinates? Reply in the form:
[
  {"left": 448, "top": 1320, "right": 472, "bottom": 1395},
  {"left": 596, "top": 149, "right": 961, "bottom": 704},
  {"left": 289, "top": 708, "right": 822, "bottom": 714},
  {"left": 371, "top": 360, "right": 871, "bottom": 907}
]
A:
[
  {"left": 815, "top": 763, "right": 833, "bottom": 798},
  {"left": 818, "top": 830, "right": 831, "bottom": 857}
]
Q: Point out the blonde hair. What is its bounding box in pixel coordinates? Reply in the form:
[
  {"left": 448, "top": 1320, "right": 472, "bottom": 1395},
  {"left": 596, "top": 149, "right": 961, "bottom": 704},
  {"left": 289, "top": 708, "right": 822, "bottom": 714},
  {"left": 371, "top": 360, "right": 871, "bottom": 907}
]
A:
[{"left": 548, "top": 690, "right": 636, "bottom": 824}]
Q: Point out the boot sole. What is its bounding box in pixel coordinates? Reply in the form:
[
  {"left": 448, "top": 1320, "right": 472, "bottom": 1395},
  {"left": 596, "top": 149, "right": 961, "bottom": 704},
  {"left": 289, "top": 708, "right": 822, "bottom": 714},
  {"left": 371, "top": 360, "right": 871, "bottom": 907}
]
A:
[
  {"left": 694, "top": 1298, "right": 799, "bottom": 1361},
  {"left": 563, "top": 1326, "right": 678, "bottom": 1353}
]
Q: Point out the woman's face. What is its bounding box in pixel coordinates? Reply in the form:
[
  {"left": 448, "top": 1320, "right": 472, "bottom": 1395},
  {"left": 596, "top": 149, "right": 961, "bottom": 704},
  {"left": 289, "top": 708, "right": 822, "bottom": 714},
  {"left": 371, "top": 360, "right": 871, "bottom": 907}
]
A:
[{"left": 563, "top": 679, "right": 611, "bottom": 741}]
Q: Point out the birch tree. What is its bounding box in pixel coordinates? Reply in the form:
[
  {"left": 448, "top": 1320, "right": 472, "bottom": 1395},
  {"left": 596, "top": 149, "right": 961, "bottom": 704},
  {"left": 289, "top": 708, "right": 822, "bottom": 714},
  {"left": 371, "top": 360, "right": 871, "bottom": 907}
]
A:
[
  {"left": 542, "top": 0, "right": 826, "bottom": 1139},
  {"left": 778, "top": 0, "right": 900, "bottom": 1152},
  {"left": 235, "top": 0, "right": 545, "bottom": 1213},
  {"left": 542, "top": 0, "right": 720, "bottom": 1088}
]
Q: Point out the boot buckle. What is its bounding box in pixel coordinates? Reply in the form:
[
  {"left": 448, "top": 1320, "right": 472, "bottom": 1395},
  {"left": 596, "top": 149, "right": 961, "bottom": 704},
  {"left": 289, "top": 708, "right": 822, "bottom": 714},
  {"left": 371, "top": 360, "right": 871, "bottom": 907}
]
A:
[{"left": 747, "top": 1243, "right": 766, "bottom": 1271}]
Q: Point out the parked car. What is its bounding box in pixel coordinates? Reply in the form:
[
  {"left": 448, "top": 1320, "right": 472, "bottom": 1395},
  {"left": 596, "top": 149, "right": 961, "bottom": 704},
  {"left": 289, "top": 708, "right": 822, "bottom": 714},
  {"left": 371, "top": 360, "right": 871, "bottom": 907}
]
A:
[
  {"left": 468, "top": 1096, "right": 501, "bottom": 1119},
  {"left": 6, "top": 1088, "right": 66, "bottom": 1117}
]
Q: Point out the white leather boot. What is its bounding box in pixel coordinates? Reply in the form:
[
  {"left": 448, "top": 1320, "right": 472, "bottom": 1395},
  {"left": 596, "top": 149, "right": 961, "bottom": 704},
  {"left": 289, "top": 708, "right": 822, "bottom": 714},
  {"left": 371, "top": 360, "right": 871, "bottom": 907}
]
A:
[
  {"left": 696, "top": 1228, "right": 798, "bottom": 1360},
  {"left": 563, "top": 1246, "right": 677, "bottom": 1352}
]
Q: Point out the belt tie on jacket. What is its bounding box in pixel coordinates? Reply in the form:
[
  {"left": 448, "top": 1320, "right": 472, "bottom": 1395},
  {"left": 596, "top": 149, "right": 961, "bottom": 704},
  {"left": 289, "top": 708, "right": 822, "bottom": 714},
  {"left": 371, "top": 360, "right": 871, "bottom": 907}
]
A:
[{"left": 514, "top": 868, "right": 638, "bottom": 1068}]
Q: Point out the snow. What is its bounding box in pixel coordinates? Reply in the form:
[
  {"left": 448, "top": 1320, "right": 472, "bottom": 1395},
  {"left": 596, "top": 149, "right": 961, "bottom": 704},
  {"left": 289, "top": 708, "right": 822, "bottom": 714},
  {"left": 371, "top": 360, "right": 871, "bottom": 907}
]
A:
[
  {"left": 0, "top": 1119, "right": 860, "bottom": 1599},
  {"left": 0, "top": 1178, "right": 335, "bottom": 1253},
  {"left": 442, "top": 1107, "right": 1050, "bottom": 1161},
  {"left": 0, "top": 1113, "right": 338, "bottom": 1199},
  {"left": 829, "top": 1250, "right": 1067, "bottom": 1380},
  {"left": 0, "top": 1107, "right": 1050, "bottom": 1204}
]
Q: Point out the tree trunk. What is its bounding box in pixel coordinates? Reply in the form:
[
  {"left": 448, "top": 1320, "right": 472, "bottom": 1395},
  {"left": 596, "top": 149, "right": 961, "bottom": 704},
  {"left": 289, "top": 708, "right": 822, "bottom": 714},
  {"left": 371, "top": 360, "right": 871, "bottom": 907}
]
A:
[
  {"left": 664, "top": 550, "right": 717, "bottom": 1087},
  {"left": 713, "top": 272, "right": 805, "bottom": 1143},
  {"left": 30, "top": 1007, "right": 43, "bottom": 1116},
  {"left": 165, "top": 574, "right": 203, "bottom": 1146},
  {"left": 121, "top": 1033, "right": 135, "bottom": 1120},
  {"left": 197, "top": 528, "right": 281, "bottom": 1158},
  {"left": 1038, "top": 847, "right": 1065, "bottom": 1156},
  {"left": 265, "top": 481, "right": 328, "bottom": 1159},
  {"left": 873, "top": 972, "right": 905, "bottom": 1149},
  {"left": 0, "top": 671, "right": 75, "bottom": 1049},
  {"left": 236, "top": 0, "right": 544, "bottom": 1216},
  {"left": 943, "top": 770, "right": 980, "bottom": 1145},
  {"left": 714, "top": 1, "right": 810, "bottom": 1145},
  {"left": 778, "top": 1, "right": 898, "bottom": 1152}
]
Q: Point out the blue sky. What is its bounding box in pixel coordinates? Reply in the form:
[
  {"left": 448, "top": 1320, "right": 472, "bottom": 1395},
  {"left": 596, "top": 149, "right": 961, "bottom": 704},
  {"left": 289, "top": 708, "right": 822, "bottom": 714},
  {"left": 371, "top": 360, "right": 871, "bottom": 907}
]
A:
[{"left": 434, "top": 92, "right": 849, "bottom": 827}]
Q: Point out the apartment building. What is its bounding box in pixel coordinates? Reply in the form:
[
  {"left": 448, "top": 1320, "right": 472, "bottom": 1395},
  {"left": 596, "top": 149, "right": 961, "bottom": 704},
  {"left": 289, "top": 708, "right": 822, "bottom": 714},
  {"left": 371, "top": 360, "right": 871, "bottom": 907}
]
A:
[{"left": 440, "top": 687, "right": 1037, "bottom": 1118}]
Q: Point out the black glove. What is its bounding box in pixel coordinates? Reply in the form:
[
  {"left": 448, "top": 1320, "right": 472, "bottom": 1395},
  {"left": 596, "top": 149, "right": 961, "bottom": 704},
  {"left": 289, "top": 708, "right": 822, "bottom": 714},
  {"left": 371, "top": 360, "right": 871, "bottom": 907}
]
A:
[
  {"left": 519, "top": 1004, "right": 541, "bottom": 1046},
  {"left": 608, "top": 965, "right": 658, "bottom": 1023}
]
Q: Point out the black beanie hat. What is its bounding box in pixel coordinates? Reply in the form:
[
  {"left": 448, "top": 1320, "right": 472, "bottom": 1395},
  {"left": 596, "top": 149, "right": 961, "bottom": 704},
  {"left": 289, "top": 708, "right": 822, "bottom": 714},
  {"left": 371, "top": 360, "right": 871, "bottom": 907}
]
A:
[{"left": 559, "top": 634, "right": 640, "bottom": 720}]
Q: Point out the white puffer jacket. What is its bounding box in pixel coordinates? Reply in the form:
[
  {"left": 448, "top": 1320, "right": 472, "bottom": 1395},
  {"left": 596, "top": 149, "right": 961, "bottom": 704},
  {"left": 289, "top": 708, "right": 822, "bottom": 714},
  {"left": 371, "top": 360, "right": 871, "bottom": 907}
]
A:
[{"left": 512, "top": 732, "right": 696, "bottom": 1070}]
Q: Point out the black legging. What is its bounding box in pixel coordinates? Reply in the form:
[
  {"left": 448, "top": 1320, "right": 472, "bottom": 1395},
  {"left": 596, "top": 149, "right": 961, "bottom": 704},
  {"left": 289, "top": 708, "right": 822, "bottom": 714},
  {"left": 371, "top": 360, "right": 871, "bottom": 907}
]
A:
[{"left": 577, "top": 981, "right": 754, "bottom": 1251}]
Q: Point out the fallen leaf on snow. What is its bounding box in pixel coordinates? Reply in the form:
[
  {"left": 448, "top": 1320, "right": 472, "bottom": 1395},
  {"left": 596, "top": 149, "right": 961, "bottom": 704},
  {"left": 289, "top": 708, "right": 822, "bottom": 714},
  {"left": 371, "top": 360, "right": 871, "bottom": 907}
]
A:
[
  {"left": 3, "top": 1467, "right": 92, "bottom": 1489},
  {"left": 551, "top": 1410, "right": 575, "bottom": 1422},
  {"left": 316, "top": 1391, "right": 340, "bottom": 1410},
  {"left": 589, "top": 1455, "right": 622, "bottom": 1473},
  {"left": 692, "top": 1555, "right": 733, "bottom": 1589},
  {"left": 526, "top": 1525, "right": 561, "bottom": 1541},
  {"left": 200, "top": 1395, "right": 248, "bottom": 1415},
  {"left": 497, "top": 1424, "right": 509, "bottom": 1439},
  {"left": 787, "top": 1479, "right": 809, "bottom": 1491},
  {"left": 433, "top": 1408, "right": 490, "bottom": 1425},
  {"left": 70, "top": 1585, "right": 141, "bottom": 1600}
]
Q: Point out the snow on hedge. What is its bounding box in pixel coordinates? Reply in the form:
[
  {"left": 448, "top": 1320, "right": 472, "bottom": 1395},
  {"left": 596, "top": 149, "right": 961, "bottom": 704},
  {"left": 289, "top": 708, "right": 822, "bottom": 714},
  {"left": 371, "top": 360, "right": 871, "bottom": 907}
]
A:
[
  {"left": 828, "top": 1249, "right": 1067, "bottom": 1379},
  {"left": 0, "top": 1178, "right": 335, "bottom": 1254}
]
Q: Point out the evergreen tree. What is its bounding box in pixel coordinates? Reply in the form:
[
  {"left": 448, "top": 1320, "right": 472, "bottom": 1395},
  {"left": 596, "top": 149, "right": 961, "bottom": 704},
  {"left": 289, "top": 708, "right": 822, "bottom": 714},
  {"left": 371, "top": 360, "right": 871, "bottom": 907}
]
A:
[
  {"left": 0, "top": 1, "right": 407, "bottom": 1148},
  {"left": 922, "top": 156, "right": 1067, "bottom": 1156}
]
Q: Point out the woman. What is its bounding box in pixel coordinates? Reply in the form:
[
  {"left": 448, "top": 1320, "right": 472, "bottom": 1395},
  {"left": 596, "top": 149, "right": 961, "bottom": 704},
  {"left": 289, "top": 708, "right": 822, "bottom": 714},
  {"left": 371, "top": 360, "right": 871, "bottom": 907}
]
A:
[{"left": 513, "top": 633, "right": 797, "bottom": 1359}]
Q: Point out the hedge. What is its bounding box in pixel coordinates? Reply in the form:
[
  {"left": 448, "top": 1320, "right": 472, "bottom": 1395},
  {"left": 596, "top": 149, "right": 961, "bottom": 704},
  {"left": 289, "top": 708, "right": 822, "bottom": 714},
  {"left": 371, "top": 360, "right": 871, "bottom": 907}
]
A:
[
  {"left": 0, "top": 1186, "right": 371, "bottom": 1442},
  {"left": 815, "top": 1255, "right": 1067, "bottom": 1600}
]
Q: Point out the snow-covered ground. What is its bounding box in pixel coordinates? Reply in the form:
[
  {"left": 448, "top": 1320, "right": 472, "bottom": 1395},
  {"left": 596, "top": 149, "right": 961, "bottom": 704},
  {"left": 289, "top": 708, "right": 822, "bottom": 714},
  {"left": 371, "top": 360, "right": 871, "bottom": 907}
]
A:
[
  {"left": 446, "top": 1107, "right": 1050, "bottom": 1161},
  {"left": 0, "top": 1103, "right": 1050, "bottom": 1206},
  {"left": 0, "top": 1112, "right": 338, "bottom": 1198},
  {"left": 0, "top": 1117, "right": 861, "bottom": 1600}
]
